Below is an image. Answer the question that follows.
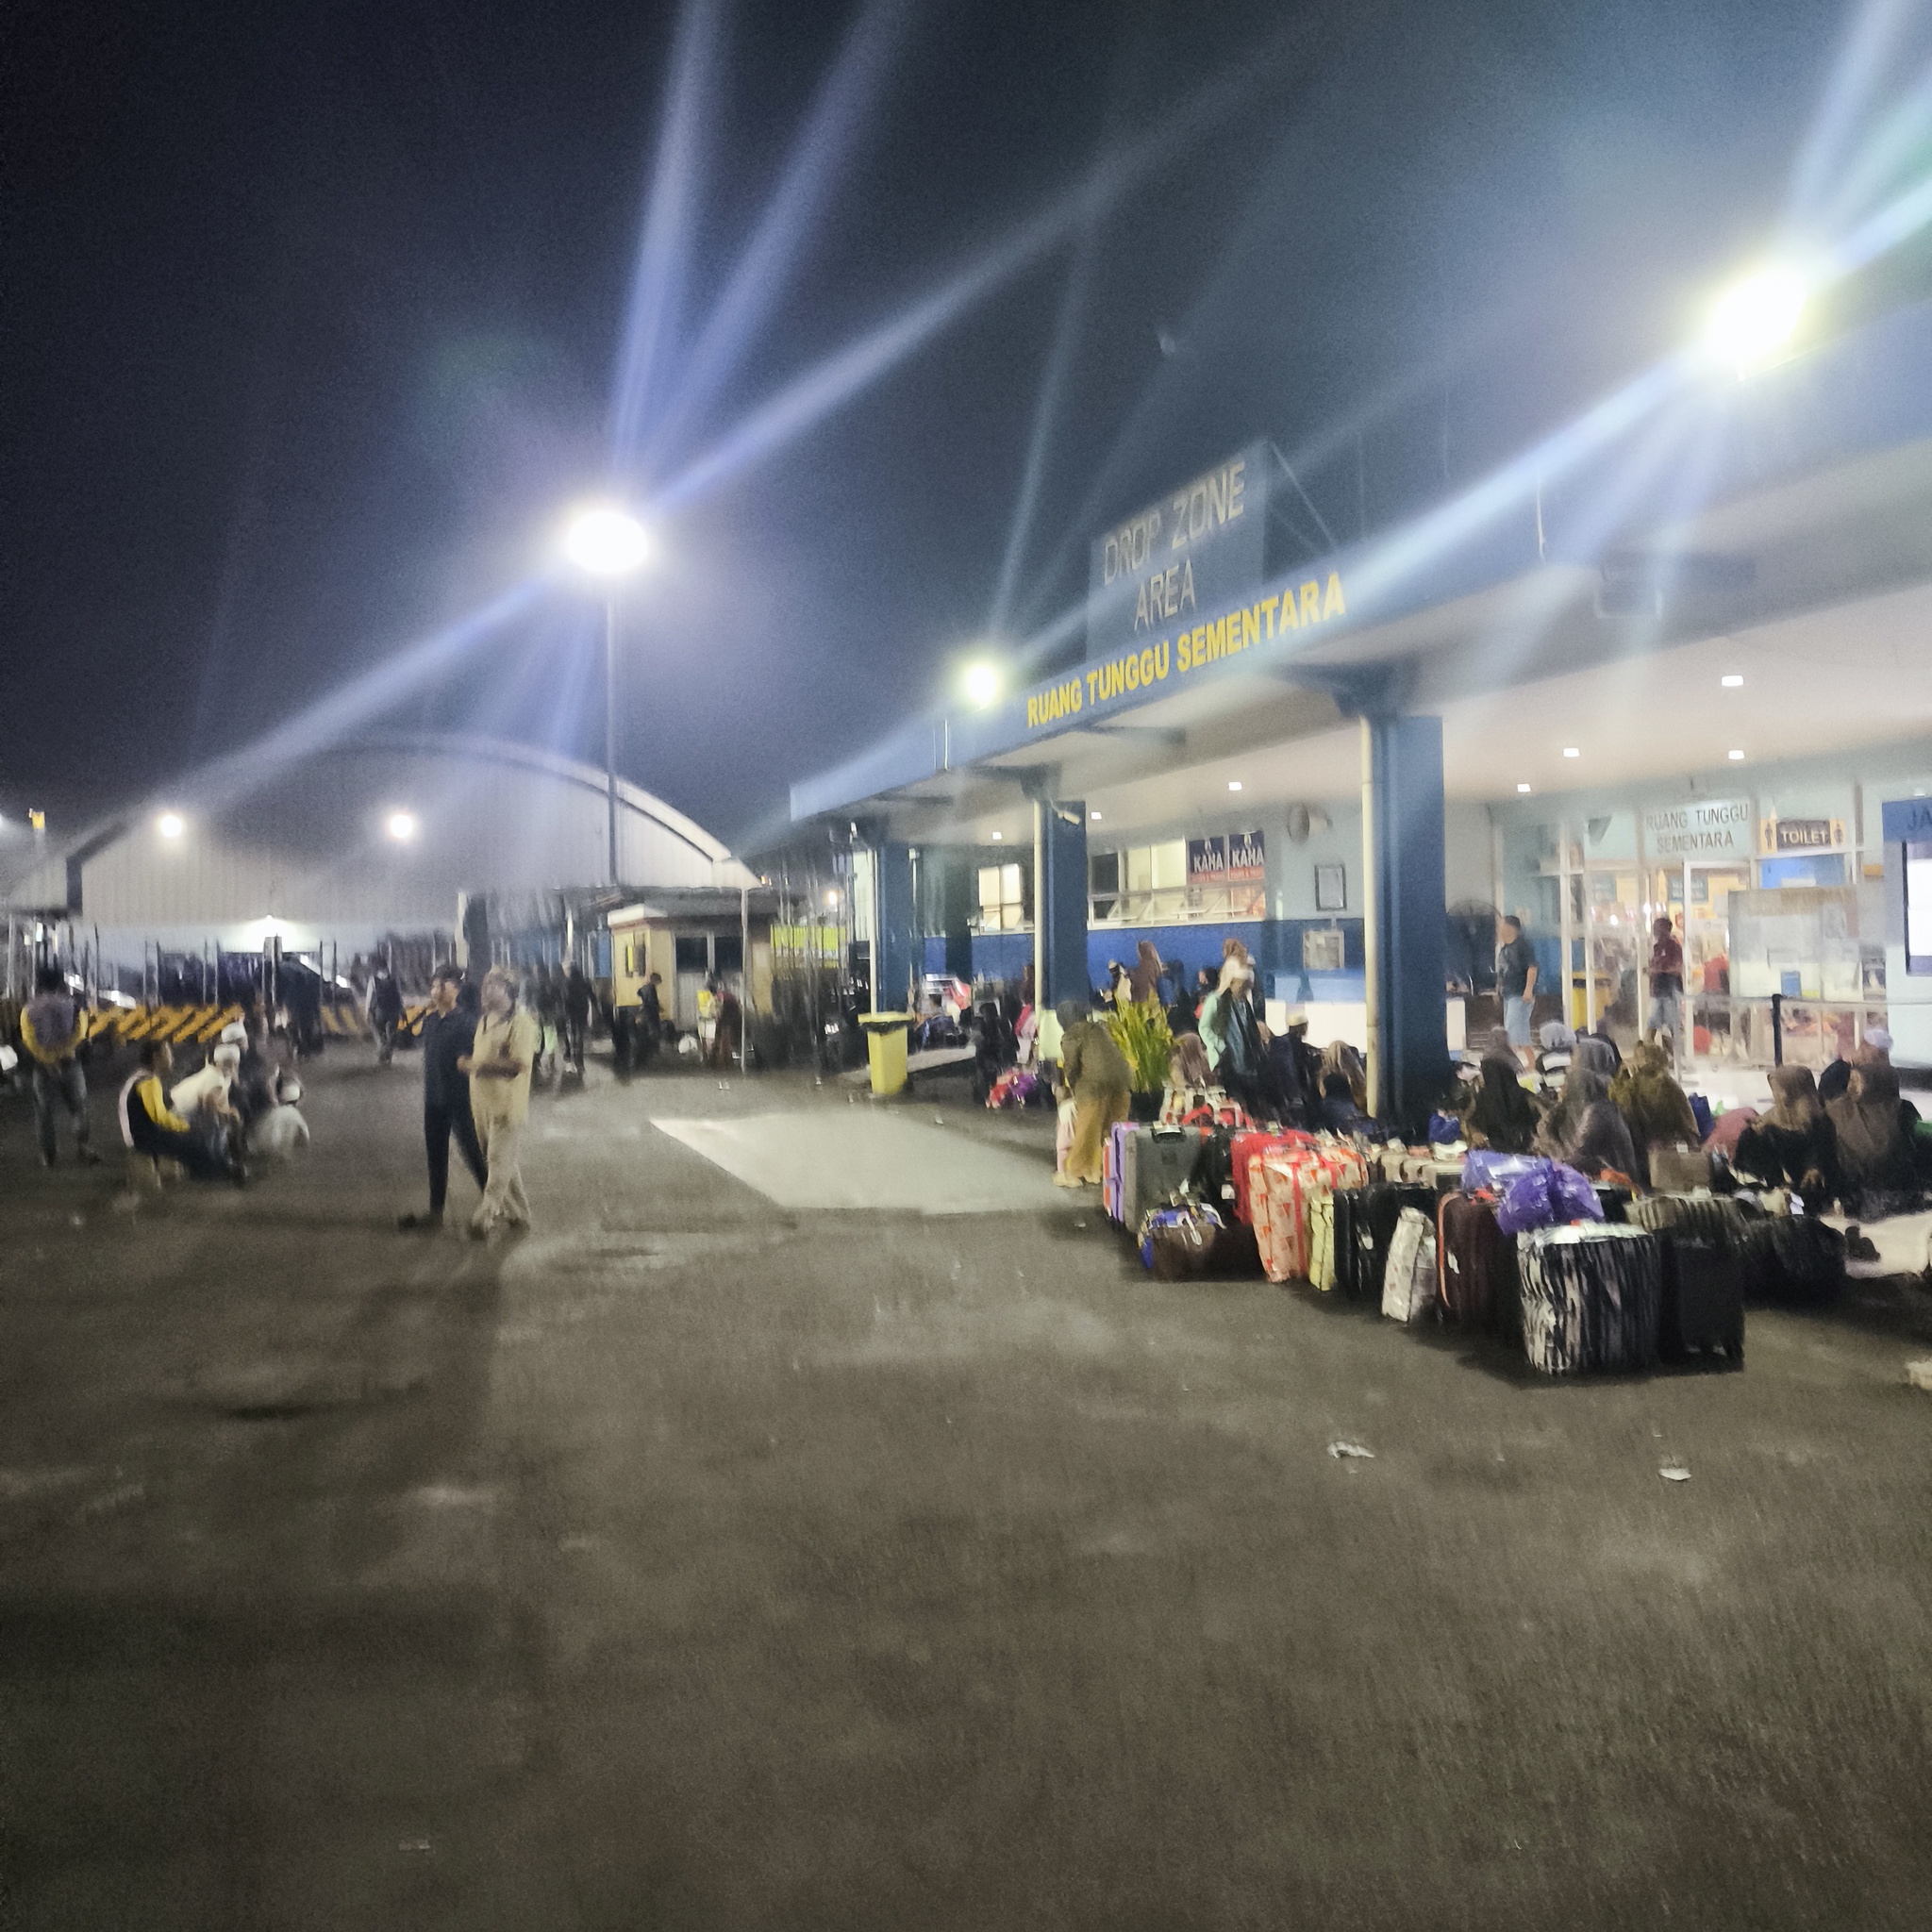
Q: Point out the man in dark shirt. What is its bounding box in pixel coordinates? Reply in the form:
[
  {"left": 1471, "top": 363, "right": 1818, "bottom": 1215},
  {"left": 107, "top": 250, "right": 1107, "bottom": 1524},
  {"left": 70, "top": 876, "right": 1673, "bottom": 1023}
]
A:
[
  {"left": 1646, "top": 915, "right": 1684, "bottom": 1042},
  {"left": 398, "top": 962, "right": 487, "bottom": 1229},
  {"left": 638, "top": 972, "right": 663, "bottom": 1066},
  {"left": 1496, "top": 914, "right": 1540, "bottom": 1058},
  {"left": 562, "top": 964, "right": 592, "bottom": 1075}
]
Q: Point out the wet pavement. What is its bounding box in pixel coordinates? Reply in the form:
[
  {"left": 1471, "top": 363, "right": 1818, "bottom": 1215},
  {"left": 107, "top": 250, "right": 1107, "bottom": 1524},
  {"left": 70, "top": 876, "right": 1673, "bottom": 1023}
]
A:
[{"left": 4, "top": 1048, "right": 1932, "bottom": 1929}]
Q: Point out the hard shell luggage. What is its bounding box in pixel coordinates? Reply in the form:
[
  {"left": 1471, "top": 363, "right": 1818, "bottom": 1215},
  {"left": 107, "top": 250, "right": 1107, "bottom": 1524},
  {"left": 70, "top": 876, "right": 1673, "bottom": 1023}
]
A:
[
  {"left": 1436, "top": 1191, "right": 1515, "bottom": 1328},
  {"left": 1382, "top": 1207, "right": 1439, "bottom": 1324},
  {"left": 1738, "top": 1212, "right": 1845, "bottom": 1303},
  {"left": 1103, "top": 1120, "right": 1135, "bottom": 1223},
  {"left": 1658, "top": 1236, "right": 1745, "bottom": 1362},
  {"left": 1516, "top": 1224, "right": 1662, "bottom": 1374},
  {"left": 1336, "top": 1182, "right": 1438, "bottom": 1300},
  {"left": 1626, "top": 1191, "right": 1746, "bottom": 1246},
  {"left": 1121, "top": 1124, "right": 1209, "bottom": 1232}
]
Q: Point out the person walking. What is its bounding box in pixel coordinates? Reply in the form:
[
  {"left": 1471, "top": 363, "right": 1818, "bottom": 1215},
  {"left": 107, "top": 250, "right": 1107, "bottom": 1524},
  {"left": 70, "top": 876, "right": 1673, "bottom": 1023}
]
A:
[
  {"left": 398, "top": 963, "right": 487, "bottom": 1230},
  {"left": 368, "top": 965, "right": 404, "bottom": 1063},
  {"left": 562, "top": 963, "right": 592, "bottom": 1075},
  {"left": 21, "top": 963, "right": 101, "bottom": 1167},
  {"left": 460, "top": 966, "right": 540, "bottom": 1238},
  {"left": 1052, "top": 997, "right": 1133, "bottom": 1189},
  {"left": 1496, "top": 913, "right": 1541, "bottom": 1059}
]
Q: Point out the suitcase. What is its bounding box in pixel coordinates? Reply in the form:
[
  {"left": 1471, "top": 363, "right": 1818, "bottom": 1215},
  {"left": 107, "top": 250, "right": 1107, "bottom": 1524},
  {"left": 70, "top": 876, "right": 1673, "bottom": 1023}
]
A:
[
  {"left": 1516, "top": 1224, "right": 1662, "bottom": 1374},
  {"left": 1188, "top": 1125, "right": 1239, "bottom": 1209},
  {"left": 1336, "top": 1182, "right": 1437, "bottom": 1300},
  {"left": 1103, "top": 1120, "right": 1135, "bottom": 1223},
  {"left": 1231, "top": 1129, "right": 1315, "bottom": 1224},
  {"left": 1649, "top": 1145, "right": 1715, "bottom": 1192},
  {"left": 1626, "top": 1191, "right": 1746, "bottom": 1246},
  {"left": 1382, "top": 1206, "right": 1439, "bottom": 1324},
  {"left": 1658, "top": 1237, "right": 1745, "bottom": 1361},
  {"left": 1593, "top": 1183, "right": 1632, "bottom": 1224},
  {"left": 1121, "top": 1124, "right": 1209, "bottom": 1232},
  {"left": 1436, "top": 1191, "right": 1515, "bottom": 1328},
  {"left": 1252, "top": 1142, "right": 1372, "bottom": 1284},
  {"left": 1738, "top": 1213, "right": 1845, "bottom": 1303}
]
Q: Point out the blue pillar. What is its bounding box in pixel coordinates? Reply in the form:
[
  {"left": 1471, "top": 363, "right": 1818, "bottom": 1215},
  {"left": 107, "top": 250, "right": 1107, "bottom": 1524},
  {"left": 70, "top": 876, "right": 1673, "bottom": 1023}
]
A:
[
  {"left": 875, "top": 841, "right": 918, "bottom": 1012},
  {"left": 1365, "top": 714, "right": 1449, "bottom": 1133},
  {"left": 1034, "top": 798, "right": 1089, "bottom": 1010}
]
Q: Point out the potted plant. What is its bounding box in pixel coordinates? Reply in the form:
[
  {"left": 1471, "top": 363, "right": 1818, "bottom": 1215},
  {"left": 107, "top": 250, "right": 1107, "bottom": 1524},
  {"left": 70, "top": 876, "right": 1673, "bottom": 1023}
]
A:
[{"left": 1107, "top": 1001, "right": 1175, "bottom": 1121}]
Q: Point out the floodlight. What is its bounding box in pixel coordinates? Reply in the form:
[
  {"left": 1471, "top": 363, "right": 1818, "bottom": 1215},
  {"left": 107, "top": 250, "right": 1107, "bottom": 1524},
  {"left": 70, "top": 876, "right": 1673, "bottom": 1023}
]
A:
[
  {"left": 563, "top": 504, "right": 653, "bottom": 578},
  {"left": 157, "top": 812, "right": 185, "bottom": 840},
  {"left": 960, "top": 659, "right": 1004, "bottom": 709},
  {"left": 1705, "top": 267, "right": 1805, "bottom": 375},
  {"left": 387, "top": 810, "right": 418, "bottom": 842}
]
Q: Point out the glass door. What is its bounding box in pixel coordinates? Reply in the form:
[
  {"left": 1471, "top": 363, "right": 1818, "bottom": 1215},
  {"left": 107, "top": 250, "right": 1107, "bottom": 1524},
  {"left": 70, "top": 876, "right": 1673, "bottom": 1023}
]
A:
[{"left": 1584, "top": 866, "right": 1641, "bottom": 1044}]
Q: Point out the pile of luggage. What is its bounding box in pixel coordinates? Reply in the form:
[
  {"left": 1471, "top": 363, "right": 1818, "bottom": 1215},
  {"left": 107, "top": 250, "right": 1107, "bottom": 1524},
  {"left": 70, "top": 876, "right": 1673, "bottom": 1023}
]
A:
[{"left": 1098, "top": 1120, "right": 1849, "bottom": 1376}]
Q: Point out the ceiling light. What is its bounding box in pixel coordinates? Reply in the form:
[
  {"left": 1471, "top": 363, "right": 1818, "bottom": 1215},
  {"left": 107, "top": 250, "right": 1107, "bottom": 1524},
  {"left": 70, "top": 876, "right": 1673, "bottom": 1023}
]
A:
[
  {"left": 157, "top": 812, "right": 184, "bottom": 840},
  {"left": 991, "top": 830, "right": 1003, "bottom": 841},
  {"left": 1227, "top": 779, "right": 1242, "bottom": 791},
  {"left": 386, "top": 810, "right": 418, "bottom": 842},
  {"left": 1728, "top": 749, "right": 1746, "bottom": 761},
  {"left": 959, "top": 659, "right": 1004, "bottom": 709},
  {"left": 1721, "top": 674, "right": 1744, "bottom": 688},
  {"left": 1562, "top": 747, "right": 1580, "bottom": 758},
  {"left": 1090, "top": 810, "right": 1102, "bottom": 821},
  {"left": 562, "top": 503, "right": 653, "bottom": 577},
  {"left": 1517, "top": 783, "right": 1532, "bottom": 793}
]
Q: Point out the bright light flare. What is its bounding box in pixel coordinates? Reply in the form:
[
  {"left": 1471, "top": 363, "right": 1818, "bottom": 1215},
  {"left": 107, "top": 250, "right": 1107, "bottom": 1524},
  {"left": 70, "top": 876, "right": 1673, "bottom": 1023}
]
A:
[
  {"left": 386, "top": 810, "right": 418, "bottom": 842},
  {"left": 563, "top": 505, "right": 654, "bottom": 578},
  {"left": 157, "top": 812, "right": 185, "bottom": 840},
  {"left": 1704, "top": 267, "right": 1806, "bottom": 375},
  {"left": 960, "top": 659, "right": 1005, "bottom": 709}
]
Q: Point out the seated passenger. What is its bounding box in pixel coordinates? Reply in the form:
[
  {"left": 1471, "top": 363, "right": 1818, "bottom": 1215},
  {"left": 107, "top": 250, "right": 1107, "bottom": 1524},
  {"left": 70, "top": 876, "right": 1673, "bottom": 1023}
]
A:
[
  {"left": 119, "top": 1041, "right": 243, "bottom": 1184},
  {"left": 1532, "top": 1063, "right": 1639, "bottom": 1182},
  {"left": 1826, "top": 1048, "right": 1921, "bottom": 1204},
  {"left": 1734, "top": 1066, "right": 1842, "bottom": 1210},
  {"left": 1464, "top": 1036, "right": 1541, "bottom": 1154}
]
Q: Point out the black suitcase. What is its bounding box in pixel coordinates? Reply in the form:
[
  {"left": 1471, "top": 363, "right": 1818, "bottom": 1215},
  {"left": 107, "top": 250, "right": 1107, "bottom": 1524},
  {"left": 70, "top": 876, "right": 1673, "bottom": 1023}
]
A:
[
  {"left": 1122, "top": 1125, "right": 1209, "bottom": 1232},
  {"left": 1659, "top": 1237, "right": 1746, "bottom": 1362},
  {"left": 1341, "top": 1182, "right": 1438, "bottom": 1301},
  {"left": 1593, "top": 1183, "right": 1632, "bottom": 1224},
  {"left": 1739, "top": 1214, "right": 1846, "bottom": 1303}
]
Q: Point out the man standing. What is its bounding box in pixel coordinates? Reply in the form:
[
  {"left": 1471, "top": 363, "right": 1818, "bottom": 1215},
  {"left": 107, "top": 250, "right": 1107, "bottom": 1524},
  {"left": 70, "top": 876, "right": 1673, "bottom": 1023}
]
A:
[
  {"left": 22, "top": 963, "right": 100, "bottom": 1166},
  {"left": 368, "top": 964, "right": 404, "bottom": 1063},
  {"left": 459, "top": 966, "right": 540, "bottom": 1238},
  {"left": 638, "top": 971, "right": 663, "bottom": 1067},
  {"left": 1647, "top": 914, "right": 1685, "bottom": 1043},
  {"left": 398, "top": 963, "right": 487, "bottom": 1230},
  {"left": 561, "top": 963, "right": 592, "bottom": 1075},
  {"left": 1497, "top": 914, "right": 1540, "bottom": 1059}
]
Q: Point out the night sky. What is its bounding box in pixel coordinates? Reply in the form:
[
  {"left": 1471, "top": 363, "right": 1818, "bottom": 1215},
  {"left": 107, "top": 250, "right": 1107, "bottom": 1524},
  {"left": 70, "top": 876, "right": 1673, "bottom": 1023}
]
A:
[{"left": 3, "top": 0, "right": 1860, "bottom": 849}]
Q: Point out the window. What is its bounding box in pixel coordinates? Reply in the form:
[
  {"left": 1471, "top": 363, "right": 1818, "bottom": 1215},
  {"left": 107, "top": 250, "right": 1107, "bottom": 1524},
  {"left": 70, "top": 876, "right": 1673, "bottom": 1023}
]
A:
[
  {"left": 1093, "top": 838, "right": 1257, "bottom": 924},
  {"left": 713, "top": 934, "right": 743, "bottom": 974},
  {"left": 976, "top": 862, "right": 1027, "bottom": 931},
  {"left": 675, "top": 935, "right": 708, "bottom": 973},
  {"left": 1089, "top": 851, "right": 1120, "bottom": 923}
]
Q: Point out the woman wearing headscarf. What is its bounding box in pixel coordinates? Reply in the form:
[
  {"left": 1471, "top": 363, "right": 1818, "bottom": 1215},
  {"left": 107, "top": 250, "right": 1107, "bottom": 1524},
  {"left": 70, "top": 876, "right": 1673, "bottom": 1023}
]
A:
[
  {"left": 1733, "top": 1066, "right": 1842, "bottom": 1208},
  {"left": 1536, "top": 1020, "right": 1575, "bottom": 1080},
  {"left": 1609, "top": 1040, "right": 1700, "bottom": 1163},
  {"left": 1320, "top": 1039, "right": 1369, "bottom": 1112},
  {"left": 1532, "top": 1062, "right": 1640, "bottom": 1181},
  {"left": 1464, "top": 1032, "right": 1541, "bottom": 1154},
  {"left": 1127, "top": 940, "right": 1164, "bottom": 1006},
  {"left": 1053, "top": 998, "right": 1133, "bottom": 1189},
  {"left": 1170, "top": 1030, "right": 1213, "bottom": 1091},
  {"left": 1825, "top": 1048, "right": 1920, "bottom": 1201}
]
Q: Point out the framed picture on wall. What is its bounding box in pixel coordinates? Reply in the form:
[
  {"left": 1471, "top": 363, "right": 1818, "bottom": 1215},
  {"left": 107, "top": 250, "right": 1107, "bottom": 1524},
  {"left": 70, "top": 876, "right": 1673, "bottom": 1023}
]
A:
[{"left": 1314, "top": 861, "right": 1346, "bottom": 912}]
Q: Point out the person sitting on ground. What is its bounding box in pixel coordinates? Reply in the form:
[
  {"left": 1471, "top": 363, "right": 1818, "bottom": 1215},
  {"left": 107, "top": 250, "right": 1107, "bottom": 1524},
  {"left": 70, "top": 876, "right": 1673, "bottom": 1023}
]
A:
[
  {"left": 1733, "top": 1066, "right": 1842, "bottom": 1210},
  {"left": 1533, "top": 1060, "right": 1639, "bottom": 1182},
  {"left": 1536, "top": 1020, "right": 1576, "bottom": 1081},
  {"left": 1820, "top": 1026, "right": 1890, "bottom": 1106},
  {"left": 1609, "top": 1039, "right": 1701, "bottom": 1171},
  {"left": 118, "top": 1040, "right": 243, "bottom": 1184},
  {"left": 1318, "top": 1070, "right": 1388, "bottom": 1141},
  {"left": 1169, "top": 1030, "right": 1213, "bottom": 1091},
  {"left": 1825, "top": 1047, "right": 1921, "bottom": 1204},
  {"left": 1053, "top": 997, "right": 1133, "bottom": 1189},
  {"left": 170, "top": 1041, "right": 242, "bottom": 1119},
  {"left": 1320, "top": 1039, "right": 1369, "bottom": 1112},
  {"left": 1464, "top": 1030, "right": 1541, "bottom": 1154}
]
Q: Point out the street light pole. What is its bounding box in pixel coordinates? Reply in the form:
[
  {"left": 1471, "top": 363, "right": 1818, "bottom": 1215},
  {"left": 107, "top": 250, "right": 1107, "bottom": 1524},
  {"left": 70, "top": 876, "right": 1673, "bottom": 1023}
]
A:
[{"left": 605, "top": 593, "right": 619, "bottom": 888}]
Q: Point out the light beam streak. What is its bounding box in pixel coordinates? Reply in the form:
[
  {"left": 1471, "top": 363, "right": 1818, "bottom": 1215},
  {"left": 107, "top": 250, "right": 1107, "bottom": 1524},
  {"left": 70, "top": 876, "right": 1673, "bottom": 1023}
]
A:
[
  {"left": 608, "top": 0, "right": 724, "bottom": 467},
  {"left": 641, "top": 0, "right": 915, "bottom": 472},
  {"left": 1790, "top": 0, "right": 1916, "bottom": 225}
]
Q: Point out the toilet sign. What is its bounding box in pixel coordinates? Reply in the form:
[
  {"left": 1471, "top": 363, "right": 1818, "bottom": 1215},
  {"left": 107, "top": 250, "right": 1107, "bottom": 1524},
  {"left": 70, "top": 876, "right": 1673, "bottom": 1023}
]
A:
[{"left": 1642, "top": 797, "right": 1753, "bottom": 859}]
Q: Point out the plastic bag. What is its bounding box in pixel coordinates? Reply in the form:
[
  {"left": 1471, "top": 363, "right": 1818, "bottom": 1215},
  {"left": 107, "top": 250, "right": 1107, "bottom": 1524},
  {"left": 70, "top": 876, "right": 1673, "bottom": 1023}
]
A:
[
  {"left": 1462, "top": 1150, "right": 1543, "bottom": 1194},
  {"left": 1496, "top": 1159, "right": 1605, "bottom": 1236}
]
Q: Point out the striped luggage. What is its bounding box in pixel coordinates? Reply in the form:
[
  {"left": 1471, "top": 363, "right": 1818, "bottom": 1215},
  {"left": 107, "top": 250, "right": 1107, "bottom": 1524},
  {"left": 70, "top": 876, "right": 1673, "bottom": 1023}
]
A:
[
  {"left": 1516, "top": 1224, "right": 1662, "bottom": 1374},
  {"left": 1382, "top": 1207, "right": 1438, "bottom": 1324},
  {"left": 1231, "top": 1129, "right": 1315, "bottom": 1224},
  {"left": 1120, "top": 1124, "right": 1209, "bottom": 1233},
  {"left": 1252, "top": 1143, "right": 1371, "bottom": 1284},
  {"left": 1436, "top": 1191, "right": 1514, "bottom": 1328},
  {"left": 1625, "top": 1192, "right": 1747, "bottom": 1245}
]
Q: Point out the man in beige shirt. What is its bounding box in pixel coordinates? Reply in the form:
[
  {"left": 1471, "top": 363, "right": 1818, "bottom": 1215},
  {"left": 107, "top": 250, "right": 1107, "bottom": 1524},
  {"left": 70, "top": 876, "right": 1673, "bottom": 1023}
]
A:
[{"left": 459, "top": 967, "right": 541, "bottom": 1236}]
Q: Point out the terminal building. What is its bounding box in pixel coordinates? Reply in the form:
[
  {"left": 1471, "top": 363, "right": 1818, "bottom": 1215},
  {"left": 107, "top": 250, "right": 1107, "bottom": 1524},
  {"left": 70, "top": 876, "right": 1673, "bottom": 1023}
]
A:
[
  {"left": 0, "top": 733, "right": 765, "bottom": 1023},
  {"left": 791, "top": 297, "right": 1932, "bottom": 1127}
]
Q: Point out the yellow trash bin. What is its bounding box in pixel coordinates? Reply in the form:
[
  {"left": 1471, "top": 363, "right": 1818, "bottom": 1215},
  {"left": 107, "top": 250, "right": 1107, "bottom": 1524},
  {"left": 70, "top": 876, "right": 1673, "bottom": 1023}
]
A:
[{"left": 858, "top": 1011, "right": 914, "bottom": 1096}]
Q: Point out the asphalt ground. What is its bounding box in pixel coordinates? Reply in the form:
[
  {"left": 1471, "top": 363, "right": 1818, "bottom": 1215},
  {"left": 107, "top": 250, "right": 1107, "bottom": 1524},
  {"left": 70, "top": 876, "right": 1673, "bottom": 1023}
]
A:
[{"left": 3, "top": 1045, "right": 1932, "bottom": 1930}]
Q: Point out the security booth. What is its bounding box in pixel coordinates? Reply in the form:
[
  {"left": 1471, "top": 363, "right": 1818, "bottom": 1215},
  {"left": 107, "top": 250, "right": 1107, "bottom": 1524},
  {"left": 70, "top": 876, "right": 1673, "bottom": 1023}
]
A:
[{"left": 605, "top": 889, "right": 776, "bottom": 1035}]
